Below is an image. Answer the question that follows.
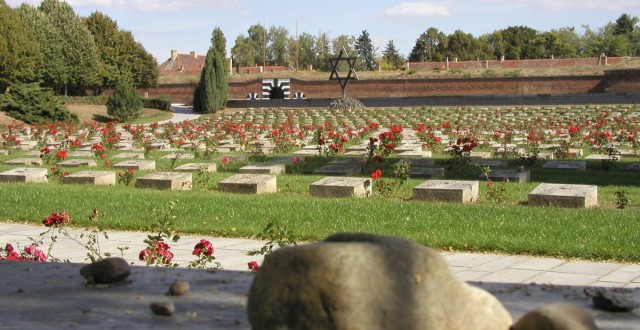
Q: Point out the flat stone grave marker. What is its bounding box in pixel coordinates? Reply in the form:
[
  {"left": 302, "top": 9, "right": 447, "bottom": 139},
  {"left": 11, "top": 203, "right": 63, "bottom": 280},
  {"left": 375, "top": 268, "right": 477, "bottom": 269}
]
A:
[
  {"left": 293, "top": 149, "right": 321, "bottom": 156},
  {"left": 627, "top": 163, "right": 640, "bottom": 171},
  {"left": 4, "top": 158, "right": 42, "bottom": 166},
  {"left": 470, "top": 151, "right": 492, "bottom": 159},
  {"left": 112, "top": 160, "right": 155, "bottom": 171},
  {"left": 538, "top": 152, "right": 554, "bottom": 160},
  {"left": 148, "top": 141, "right": 169, "bottom": 149},
  {"left": 478, "top": 169, "right": 531, "bottom": 183},
  {"left": 346, "top": 144, "right": 369, "bottom": 152},
  {"left": 309, "top": 177, "right": 371, "bottom": 198},
  {"left": 301, "top": 144, "right": 321, "bottom": 150},
  {"left": 57, "top": 159, "right": 98, "bottom": 167},
  {"left": 618, "top": 149, "right": 636, "bottom": 156},
  {"left": 410, "top": 167, "right": 445, "bottom": 179},
  {"left": 400, "top": 158, "right": 435, "bottom": 167},
  {"left": 398, "top": 150, "right": 433, "bottom": 158},
  {"left": 218, "top": 174, "right": 276, "bottom": 194},
  {"left": 0, "top": 150, "right": 8, "bottom": 156},
  {"left": 174, "top": 163, "right": 217, "bottom": 172},
  {"left": 268, "top": 156, "right": 306, "bottom": 164},
  {"left": 62, "top": 171, "right": 115, "bottom": 185},
  {"left": 0, "top": 167, "right": 47, "bottom": 183},
  {"left": 69, "top": 151, "right": 95, "bottom": 157},
  {"left": 470, "top": 159, "right": 509, "bottom": 167},
  {"left": 215, "top": 145, "right": 242, "bottom": 153},
  {"left": 136, "top": 172, "right": 192, "bottom": 191},
  {"left": 113, "top": 152, "right": 145, "bottom": 159},
  {"left": 413, "top": 180, "right": 479, "bottom": 203},
  {"left": 16, "top": 141, "right": 38, "bottom": 150},
  {"left": 239, "top": 163, "right": 286, "bottom": 175},
  {"left": 542, "top": 161, "right": 586, "bottom": 171},
  {"left": 584, "top": 154, "right": 620, "bottom": 161},
  {"left": 217, "top": 154, "right": 249, "bottom": 162},
  {"left": 344, "top": 150, "right": 368, "bottom": 156},
  {"left": 528, "top": 183, "right": 598, "bottom": 208},
  {"left": 161, "top": 153, "right": 195, "bottom": 160},
  {"left": 117, "top": 147, "right": 144, "bottom": 152},
  {"left": 329, "top": 158, "right": 363, "bottom": 165},
  {"left": 313, "top": 164, "right": 362, "bottom": 176},
  {"left": 23, "top": 151, "right": 41, "bottom": 156}
]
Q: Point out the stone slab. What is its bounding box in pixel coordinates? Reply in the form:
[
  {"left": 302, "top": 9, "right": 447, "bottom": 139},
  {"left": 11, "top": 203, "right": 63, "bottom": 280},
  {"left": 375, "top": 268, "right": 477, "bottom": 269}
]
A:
[
  {"left": 57, "top": 159, "right": 98, "bottom": 168},
  {"left": 585, "top": 154, "right": 620, "bottom": 161},
  {"left": 470, "top": 159, "right": 508, "bottom": 167},
  {"left": 398, "top": 150, "right": 433, "bottom": 158},
  {"left": 309, "top": 177, "right": 372, "bottom": 198},
  {"left": 0, "top": 167, "right": 47, "bottom": 183},
  {"left": 135, "top": 172, "right": 192, "bottom": 191},
  {"left": 479, "top": 170, "right": 531, "bottom": 183},
  {"left": 4, "top": 158, "right": 43, "bottom": 166},
  {"left": 627, "top": 163, "right": 640, "bottom": 171},
  {"left": 239, "top": 163, "right": 286, "bottom": 175},
  {"left": 62, "top": 171, "right": 115, "bottom": 185},
  {"left": 69, "top": 151, "right": 95, "bottom": 157},
  {"left": 413, "top": 180, "right": 479, "bottom": 203},
  {"left": 173, "top": 163, "right": 217, "bottom": 172},
  {"left": 218, "top": 174, "right": 277, "bottom": 194},
  {"left": 112, "top": 152, "right": 145, "bottom": 159},
  {"left": 410, "top": 167, "right": 445, "bottom": 178},
  {"left": 528, "top": 183, "right": 598, "bottom": 208},
  {"left": 0, "top": 150, "right": 8, "bottom": 156},
  {"left": 313, "top": 164, "right": 361, "bottom": 176},
  {"left": 542, "top": 160, "right": 587, "bottom": 171},
  {"left": 400, "top": 158, "right": 435, "bottom": 167},
  {"left": 293, "top": 149, "right": 321, "bottom": 156},
  {"left": 112, "top": 160, "right": 156, "bottom": 171},
  {"left": 161, "top": 153, "right": 195, "bottom": 160},
  {"left": 470, "top": 151, "right": 492, "bottom": 159}
]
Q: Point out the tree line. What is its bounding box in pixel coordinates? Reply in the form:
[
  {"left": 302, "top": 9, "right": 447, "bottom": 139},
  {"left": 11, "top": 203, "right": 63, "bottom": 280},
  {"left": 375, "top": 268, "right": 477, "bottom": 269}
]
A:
[
  {"left": 0, "top": 0, "right": 158, "bottom": 95},
  {"left": 231, "top": 13, "right": 639, "bottom": 71}
]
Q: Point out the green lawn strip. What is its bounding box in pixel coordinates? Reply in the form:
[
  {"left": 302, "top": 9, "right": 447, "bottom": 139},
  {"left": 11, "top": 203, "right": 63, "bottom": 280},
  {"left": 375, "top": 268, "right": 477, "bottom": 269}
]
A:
[{"left": 0, "top": 180, "right": 638, "bottom": 262}]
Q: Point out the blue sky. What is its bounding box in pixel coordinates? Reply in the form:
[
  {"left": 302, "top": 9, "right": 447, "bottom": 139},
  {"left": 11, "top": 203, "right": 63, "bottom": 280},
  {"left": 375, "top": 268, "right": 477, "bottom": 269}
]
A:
[{"left": 6, "top": 0, "right": 640, "bottom": 63}]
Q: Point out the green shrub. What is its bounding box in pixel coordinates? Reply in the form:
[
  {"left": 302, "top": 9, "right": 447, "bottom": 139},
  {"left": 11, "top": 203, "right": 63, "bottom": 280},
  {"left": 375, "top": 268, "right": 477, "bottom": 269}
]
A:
[
  {"left": 0, "top": 83, "right": 78, "bottom": 124},
  {"left": 142, "top": 96, "right": 172, "bottom": 111},
  {"left": 106, "top": 79, "right": 143, "bottom": 122}
]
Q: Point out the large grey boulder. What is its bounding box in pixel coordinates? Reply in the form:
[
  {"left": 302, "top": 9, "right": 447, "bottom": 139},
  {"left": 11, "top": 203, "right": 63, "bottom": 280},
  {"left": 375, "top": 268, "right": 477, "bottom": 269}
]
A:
[
  {"left": 511, "top": 303, "right": 598, "bottom": 330},
  {"left": 247, "top": 233, "right": 512, "bottom": 330}
]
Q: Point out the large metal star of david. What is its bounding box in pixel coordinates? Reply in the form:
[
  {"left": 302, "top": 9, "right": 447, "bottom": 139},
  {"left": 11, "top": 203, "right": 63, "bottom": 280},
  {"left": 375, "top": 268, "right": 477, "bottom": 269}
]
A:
[{"left": 329, "top": 46, "right": 359, "bottom": 99}]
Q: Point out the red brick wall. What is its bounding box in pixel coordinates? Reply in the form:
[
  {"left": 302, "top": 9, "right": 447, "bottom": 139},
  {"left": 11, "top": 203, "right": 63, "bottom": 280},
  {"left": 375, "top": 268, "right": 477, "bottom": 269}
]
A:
[
  {"left": 407, "top": 57, "right": 626, "bottom": 71},
  {"left": 140, "top": 70, "right": 638, "bottom": 104}
]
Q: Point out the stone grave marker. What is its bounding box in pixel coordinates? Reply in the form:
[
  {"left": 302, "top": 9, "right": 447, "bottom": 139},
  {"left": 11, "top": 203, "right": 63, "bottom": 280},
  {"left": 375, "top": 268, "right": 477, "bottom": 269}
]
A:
[
  {"left": 413, "top": 180, "right": 479, "bottom": 203},
  {"left": 0, "top": 167, "right": 47, "bottom": 183},
  {"left": 313, "top": 164, "right": 361, "bottom": 176},
  {"left": 4, "top": 158, "right": 43, "bottom": 166},
  {"left": 293, "top": 149, "right": 320, "bottom": 156},
  {"left": 626, "top": 163, "right": 640, "bottom": 171},
  {"left": 16, "top": 141, "right": 38, "bottom": 150},
  {"left": 57, "top": 159, "right": 98, "bottom": 167},
  {"left": 470, "top": 151, "right": 492, "bottom": 159},
  {"left": 584, "top": 154, "right": 620, "bottom": 161},
  {"left": 136, "top": 172, "right": 192, "bottom": 191},
  {"left": 400, "top": 158, "right": 435, "bottom": 167},
  {"left": 173, "top": 163, "right": 217, "bottom": 172},
  {"left": 216, "top": 145, "right": 242, "bottom": 153},
  {"left": 268, "top": 156, "right": 305, "bottom": 164},
  {"left": 345, "top": 144, "right": 369, "bottom": 152},
  {"left": 479, "top": 169, "right": 531, "bottom": 183},
  {"left": 309, "top": 177, "right": 371, "bottom": 198},
  {"left": 113, "top": 152, "right": 145, "bottom": 159},
  {"left": 217, "top": 154, "right": 249, "bottom": 162},
  {"left": 69, "top": 151, "right": 95, "bottom": 157},
  {"left": 112, "top": 160, "right": 155, "bottom": 171},
  {"left": 0, "top": 150, "right": 8, "bottom": 156},
  {"left": 542, "top": 161, "right": 586, "bottom": 171},
  {"left": 239, "top": 163, "right": 286, "bottom": 175},
  {"left": 409, "top": 167, "right": 445, "bottom": 179},
  {"left": 398, "top": 150, "right": 433, "bottom": 158},
  {"left": 470, "top": 159, "right": 509, "bottom": 167},
  {"left": 161, "top": 153, "right": 195, "bottom": 160},
  {"left": 343, "top": 151, "right": 368, "bottom": 156},
  {"left": 528, "top": 183, "right": 598, "bottom": 208},
  {"left": 218, "top": 174, "right": 276, "bottom": 194},
  {"left": 62, "top": 171, "right": 115, "bottom": 186}
]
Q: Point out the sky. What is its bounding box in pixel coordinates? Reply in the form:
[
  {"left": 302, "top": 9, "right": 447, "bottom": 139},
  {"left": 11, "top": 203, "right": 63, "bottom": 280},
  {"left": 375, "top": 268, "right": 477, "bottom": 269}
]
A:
[{"left": 6, "top": 0, "right": 640, "bottom": 64}]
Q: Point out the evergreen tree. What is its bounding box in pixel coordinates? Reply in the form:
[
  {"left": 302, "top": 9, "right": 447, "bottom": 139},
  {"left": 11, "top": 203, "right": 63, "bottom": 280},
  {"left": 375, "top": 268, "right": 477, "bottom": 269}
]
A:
[
  {"left": 381, "top": 40, "right": 405, "bottom": 69},
  {"left": 0, "top": 0, "right": 42, "bottom": 92},
  {"left": 1, "top": 83, "right": 77, "bottom": 124},
  {"left": 194, "top": 48, "right": 228, "bottom": 113},
  {"left": 211, "top": 27, "right": 227, "bottom": 57},
  {"left": 355, "top": 30, "right": 376, "bottom": 71},
  {"left": 106, "top": 78, "right": 142, "bottom": 122}
]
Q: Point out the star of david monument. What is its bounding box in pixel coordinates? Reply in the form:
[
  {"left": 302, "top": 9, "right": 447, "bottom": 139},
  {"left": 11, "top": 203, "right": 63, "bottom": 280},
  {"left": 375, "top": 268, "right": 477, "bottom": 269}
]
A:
[{"left": 329, "top": 46, "right": 359, "bottom": 99}]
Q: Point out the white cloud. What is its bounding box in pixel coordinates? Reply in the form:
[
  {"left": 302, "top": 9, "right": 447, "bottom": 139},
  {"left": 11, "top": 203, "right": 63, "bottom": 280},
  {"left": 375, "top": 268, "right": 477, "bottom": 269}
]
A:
[{"left": 380, "top": 2, "right": 451, "bottom": 17}]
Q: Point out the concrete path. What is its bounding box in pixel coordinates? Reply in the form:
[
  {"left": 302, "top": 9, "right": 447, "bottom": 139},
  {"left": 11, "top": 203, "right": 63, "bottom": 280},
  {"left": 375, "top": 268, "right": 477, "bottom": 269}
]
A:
[
  {"left": 157, "top": 104, "right": 201, "bottom": 124},
  {"left": 2, "top": 222, "right": 639, "bottom": 288}
]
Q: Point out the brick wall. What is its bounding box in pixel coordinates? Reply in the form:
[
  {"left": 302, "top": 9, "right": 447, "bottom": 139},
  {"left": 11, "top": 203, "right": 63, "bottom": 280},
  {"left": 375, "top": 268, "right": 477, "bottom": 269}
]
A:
[
  {"left": 140, "top": 69, "right": 638, "bottom": 104},
  {"left": 407, "top": 57, "right": 626, "bottom": 71}
]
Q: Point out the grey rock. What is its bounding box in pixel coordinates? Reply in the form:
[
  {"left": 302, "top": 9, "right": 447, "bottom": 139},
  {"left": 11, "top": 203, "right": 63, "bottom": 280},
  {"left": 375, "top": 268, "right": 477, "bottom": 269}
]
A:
[
  {"left": 511, "top": 303, "right": 598, "bottom": 330},
  {"left": 247, "top": 232, "right": 512, "bottom": 330},
  {"left": 168, "top": 281, "right": 190, "bottom": 296},
  {"left": 585, "top": 287, "right": 638, "bottom": 312},
  {"left": 150, "top": 301, "right": 175, "bottom": 316},
  {"left": 79, "top": 257, "right": 131, "bottom": 284}
]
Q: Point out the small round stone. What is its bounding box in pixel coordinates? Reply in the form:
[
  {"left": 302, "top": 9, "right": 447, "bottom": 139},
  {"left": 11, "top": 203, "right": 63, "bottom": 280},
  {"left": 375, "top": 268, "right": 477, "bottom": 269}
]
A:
[
  {"left": 150, "top": 301, "right": 175, "bottom": 316},
  {"left": 168, "top": 281, "right": 190, "bottom": 296}
]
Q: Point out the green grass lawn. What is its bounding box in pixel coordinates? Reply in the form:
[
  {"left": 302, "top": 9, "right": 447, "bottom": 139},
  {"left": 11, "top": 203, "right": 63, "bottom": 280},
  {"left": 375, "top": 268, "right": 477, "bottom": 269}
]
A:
[{"left": 1, "top": 150, "right": 638, "bottom": 263}]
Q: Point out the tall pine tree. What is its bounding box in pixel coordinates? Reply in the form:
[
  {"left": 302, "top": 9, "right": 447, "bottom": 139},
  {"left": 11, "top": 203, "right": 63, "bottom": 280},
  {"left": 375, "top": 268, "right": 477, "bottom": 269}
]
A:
[
  {"left": 355, "top": 30, "right": 376, "bottom": 71},
  {"left": 193, "top": 47, "right": 227, "bottom": 113}
]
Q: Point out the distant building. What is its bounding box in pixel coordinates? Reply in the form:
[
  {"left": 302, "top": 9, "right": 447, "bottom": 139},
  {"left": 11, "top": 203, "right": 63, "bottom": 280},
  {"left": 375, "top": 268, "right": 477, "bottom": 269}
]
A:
[{"left": 158, "top": 49, "right": 290, "bottom": 77}]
